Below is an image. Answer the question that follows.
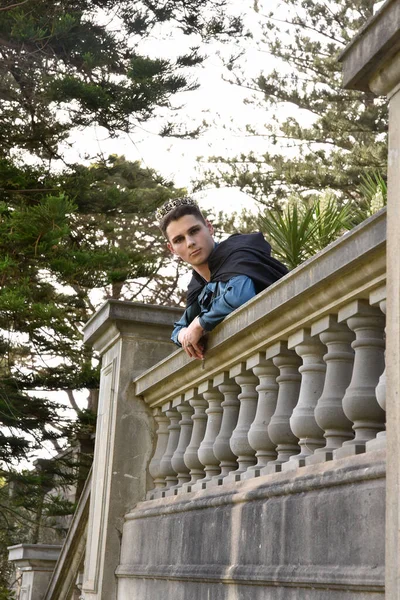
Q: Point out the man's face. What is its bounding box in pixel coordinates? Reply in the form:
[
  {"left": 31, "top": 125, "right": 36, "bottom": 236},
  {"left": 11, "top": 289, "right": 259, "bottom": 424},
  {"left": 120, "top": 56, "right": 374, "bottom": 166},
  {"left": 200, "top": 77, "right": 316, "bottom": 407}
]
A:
[{"left": 166, "top": 215, "right": 215, "bottom": 267}]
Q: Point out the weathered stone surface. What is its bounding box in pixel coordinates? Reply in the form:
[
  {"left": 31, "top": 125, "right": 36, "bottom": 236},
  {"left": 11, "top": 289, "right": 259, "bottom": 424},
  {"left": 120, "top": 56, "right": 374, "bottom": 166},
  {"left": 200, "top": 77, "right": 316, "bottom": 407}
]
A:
[
  {"left": 43, "top": 473, "right": 91, "bottom": 600},
  {"left": 81, "top": 302, "right": 180, "bottom": 600},
  {"left": 8, "top": 544, "right": 62, "bottom": 600},
  {"left": 384, "top": 48, "right": 400, "bottom": 600},
  {"left": 116, "top": 451, "right": 385, "bottom": 599},
  {"left": 339, "top": 0, "right": 400, "bottom": 91}
]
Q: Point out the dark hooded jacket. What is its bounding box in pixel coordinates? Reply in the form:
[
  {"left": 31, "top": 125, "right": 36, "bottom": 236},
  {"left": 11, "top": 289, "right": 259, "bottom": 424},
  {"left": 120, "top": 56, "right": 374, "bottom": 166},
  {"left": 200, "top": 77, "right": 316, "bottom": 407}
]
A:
[{"left": 186, "top": 232, "right": 288, "bottom": 308}]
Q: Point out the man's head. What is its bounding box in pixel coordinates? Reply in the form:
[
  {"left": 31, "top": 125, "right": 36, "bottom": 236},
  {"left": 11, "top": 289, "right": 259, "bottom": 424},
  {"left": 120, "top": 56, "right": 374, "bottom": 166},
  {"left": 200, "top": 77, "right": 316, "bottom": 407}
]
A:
[{"left": 157, "top": 197, "right": 215, "bottom": 273}]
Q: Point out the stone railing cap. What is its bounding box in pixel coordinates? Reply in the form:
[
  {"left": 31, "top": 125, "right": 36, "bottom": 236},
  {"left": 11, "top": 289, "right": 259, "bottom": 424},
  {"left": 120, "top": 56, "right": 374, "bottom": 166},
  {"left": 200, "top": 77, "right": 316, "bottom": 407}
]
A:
[
  {"left": 339, "top": 0, "right": 400, "bottom": 90},
  {"left": 8, "top": 544, "right": 62, "bottom": 563},
  {"left": 83, "top": 300, "right": 182, "bottom": 346}
]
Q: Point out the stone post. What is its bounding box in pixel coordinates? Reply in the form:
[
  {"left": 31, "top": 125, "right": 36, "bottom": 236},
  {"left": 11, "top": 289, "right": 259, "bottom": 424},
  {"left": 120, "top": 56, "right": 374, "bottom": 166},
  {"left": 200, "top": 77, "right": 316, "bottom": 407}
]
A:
[
  {"left": 8, "top": 544, "right": 61, "bottom": 600},
  {"left": 180, "top": 388, "right": 208, "bottom": 493},
  {"left": 193, "top": 380, "right": 224, "bottom": 489},
  {"left": 81, "top": 300, "right": 181, "bottom": 600},
  {"left": 339, "top": 2, "right": 400, "bottom": 595}
]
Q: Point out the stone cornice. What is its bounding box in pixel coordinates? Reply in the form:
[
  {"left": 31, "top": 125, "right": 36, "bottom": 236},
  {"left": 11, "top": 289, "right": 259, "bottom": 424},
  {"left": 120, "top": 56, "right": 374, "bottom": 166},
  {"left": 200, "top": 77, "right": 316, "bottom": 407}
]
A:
[
  {"left": 83, "top": 300, "right": 182, "bottom": 353},
  {"left": 339, "top": 0, "right": 400, "bottom": 91}
]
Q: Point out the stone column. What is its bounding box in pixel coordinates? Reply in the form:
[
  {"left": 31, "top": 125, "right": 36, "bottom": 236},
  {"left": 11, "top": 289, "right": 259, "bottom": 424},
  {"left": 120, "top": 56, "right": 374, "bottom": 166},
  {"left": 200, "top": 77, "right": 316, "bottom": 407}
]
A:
[
  {"left": 180, "top": 388, "right": 208, "bottom": 494},
  {"left": 8, "top": 544, "right": 61, "bottom": 600},
  {"left": 263, "top": 342, "right": 302, "bottom": 475},
  {"left": 385, "top": 78, "right": 400, "bottom": 600},
  {"left": 366, "top": 286, "right": 387, "bottom": 452},
  {"left": 148, "top": 408, "right": 170, "bottom": 496},
  {"left": 193, "top": 380, "right": 224, "bottom": 490},
  {"left": 307, "top": 315, "right": 354, "bottom": 464},
  {"left": 169, "top": 401, "right": 194, "bottom": 491},
  {"left": 81, "top": 301, "right": 181, "bottom": 600},
  {"left": 340, "top": 8, "right": 400, "bottom": 594},
  {"left": 212, "top": 372, "right": 240, "bottom": 484},
  {"left": 225, "top": 362, "right": 259, "bottom": 482},
  {"left": 158, "top": 407, "right": 181, "bottom": 494},
  {"left": 283, "top": 329, "right": 326, "bottom": 470},
  {"left": 335, "top": 300, "right": 385, "bottom": 458},
  {"left": 244, "top": 352, "right": 278, "bottom": 478}
]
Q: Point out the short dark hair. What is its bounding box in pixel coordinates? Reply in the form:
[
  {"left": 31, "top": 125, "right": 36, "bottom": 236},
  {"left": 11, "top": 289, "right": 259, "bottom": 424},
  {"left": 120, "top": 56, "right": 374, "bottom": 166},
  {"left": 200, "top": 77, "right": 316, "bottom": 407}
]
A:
[{"left": 159, "top": 203, "right": 206, "bottom": 238}]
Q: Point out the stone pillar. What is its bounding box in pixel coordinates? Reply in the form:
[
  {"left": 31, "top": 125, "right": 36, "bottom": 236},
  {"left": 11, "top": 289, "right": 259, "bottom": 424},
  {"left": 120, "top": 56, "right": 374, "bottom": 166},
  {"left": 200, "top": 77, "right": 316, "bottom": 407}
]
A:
[
  {"left": 385, "top": 78, "right": 400, "bottom": 600},
  {"left": 284, "top": 329, "right": 326, "bottom": 469},
  {"left": 81, "top": 301, "right": 181, "bottom": 600},
  {"left": 148, "top": 408, "right": 170, "bottom": 494},
  {"left": 193, "top": 380, "right": 224, "bottom": 490},
  {"left": 307, "top": 315, "right": 354, "bottom": 464},
  {"left": 170, "top": 401, "right": 194, "bottom": 489},
  {"left": 367, "top": 285, "right": 387, "bottom": 453},
  {"left": 180, "top": 388, "right": 208, "bottom": 493},
  {"left": 212, "top": 372, "right": 241, "bottom": 483},
  {"left": 158, "top": 406, "right": 180, "bottom": 493},
  {"left": 263, "top": 342, "right": 302, "bottom": 474},
  {"left": 244, "top": 352, "right": 278, "bottom": 478},
  {"left": 335, "top": 300, "right": 385, "bottom": 458},
  {"left": 226, "top": 362, "right": 259, "bottom": 481},
  {"left": 339, "top": 4, "right": 400, "bottom": 595},
  {"left": 8, "top": 544, "right": 61, "bottom": 600}
]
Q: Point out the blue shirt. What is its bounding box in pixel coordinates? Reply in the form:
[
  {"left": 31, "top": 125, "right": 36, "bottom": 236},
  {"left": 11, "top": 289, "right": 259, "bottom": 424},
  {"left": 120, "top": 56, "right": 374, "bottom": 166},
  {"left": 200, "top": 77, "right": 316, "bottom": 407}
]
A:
[{"left": 171, "top": 275, "right": 256, "bottom": 346}]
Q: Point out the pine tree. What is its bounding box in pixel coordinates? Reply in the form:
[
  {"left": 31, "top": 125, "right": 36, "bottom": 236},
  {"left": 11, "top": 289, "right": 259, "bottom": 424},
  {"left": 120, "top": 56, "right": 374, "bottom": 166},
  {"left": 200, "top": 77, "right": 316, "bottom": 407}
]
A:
[
  {"left": 0, "top": 0, "right": 243, "bottom": 158},
  {"left": 0, "top": 1, "right": 242, "bottom": 582},
  {"left": 196, "top": 0, "right": 387, "bottom": 209}
]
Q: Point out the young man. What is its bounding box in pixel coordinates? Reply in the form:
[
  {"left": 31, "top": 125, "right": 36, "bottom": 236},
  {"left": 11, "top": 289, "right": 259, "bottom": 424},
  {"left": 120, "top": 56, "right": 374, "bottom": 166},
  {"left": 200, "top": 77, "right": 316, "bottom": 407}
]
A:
[{"left": 157, "top": 197, "right": 288, "bottom": 360}]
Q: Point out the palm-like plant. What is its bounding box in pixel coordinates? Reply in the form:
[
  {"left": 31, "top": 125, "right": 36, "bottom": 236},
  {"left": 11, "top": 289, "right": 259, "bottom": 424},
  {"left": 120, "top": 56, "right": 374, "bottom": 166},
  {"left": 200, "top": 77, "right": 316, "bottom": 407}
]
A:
[
  {"left": 310, "top": 193, "right": 353, "bottom": 252},
  {"left": 258, "top": 200, "right": 316, "bottom": 270},
  {"left": 355, "top": 171, "right": 387, "bottom": 224},
  {"left": 259, "top": 192, "right": 353, "bottom": 270}
]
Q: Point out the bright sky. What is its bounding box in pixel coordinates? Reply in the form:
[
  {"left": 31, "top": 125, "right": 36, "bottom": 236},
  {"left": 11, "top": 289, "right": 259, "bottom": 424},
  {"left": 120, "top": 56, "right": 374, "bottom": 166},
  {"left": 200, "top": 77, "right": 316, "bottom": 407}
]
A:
[{"left": 57, "top": 0, "right": 297, "bottom": 216}]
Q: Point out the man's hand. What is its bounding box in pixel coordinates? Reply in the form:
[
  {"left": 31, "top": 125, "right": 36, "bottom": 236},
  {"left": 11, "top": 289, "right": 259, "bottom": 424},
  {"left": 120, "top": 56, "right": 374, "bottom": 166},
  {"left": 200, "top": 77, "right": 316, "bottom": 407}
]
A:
[{"left": 178, "top": 317, "right": 206, "bottom": 359}]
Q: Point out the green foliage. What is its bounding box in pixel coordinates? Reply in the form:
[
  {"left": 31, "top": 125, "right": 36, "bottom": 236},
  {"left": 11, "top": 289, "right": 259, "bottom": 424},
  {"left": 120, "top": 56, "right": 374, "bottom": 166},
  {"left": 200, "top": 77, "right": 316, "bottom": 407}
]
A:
[
  {"left": 0, "top": 0, "right": 244, "bottom": 585},
  {"left": 258, "top": 179, "right": 385, "bottom": 269},
  {"left": 196, "top": 0, "right": 387, "bottom": 211},
  {"left": 260, "top": 199, "right": 318, "bottom": 268},
  {"left": 0, "top": 0, "right": 243, "bottom": 158},
  {"left": 356, "top": 170, "right": 387, "bottom": 221},
  {"left": 0, "top": 155, "right": 186, "bottom": 467}
]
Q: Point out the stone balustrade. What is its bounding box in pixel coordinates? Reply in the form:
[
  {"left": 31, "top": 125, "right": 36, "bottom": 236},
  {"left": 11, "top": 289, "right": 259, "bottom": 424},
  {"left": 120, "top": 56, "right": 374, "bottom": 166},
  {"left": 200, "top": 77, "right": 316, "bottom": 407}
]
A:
[{"left": 135, "top": 210, "right": 387, "bottom": 499}]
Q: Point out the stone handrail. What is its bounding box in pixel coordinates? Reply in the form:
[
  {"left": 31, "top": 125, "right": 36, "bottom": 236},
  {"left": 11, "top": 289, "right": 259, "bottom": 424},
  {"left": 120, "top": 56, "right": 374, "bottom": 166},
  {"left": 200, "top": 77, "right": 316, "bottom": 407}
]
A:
[
  {"left": 43, "top": 469, "right": 91, "bottom": 600},
  {"left": 134, "top": 209, "right": 387, "bottom": 498}
]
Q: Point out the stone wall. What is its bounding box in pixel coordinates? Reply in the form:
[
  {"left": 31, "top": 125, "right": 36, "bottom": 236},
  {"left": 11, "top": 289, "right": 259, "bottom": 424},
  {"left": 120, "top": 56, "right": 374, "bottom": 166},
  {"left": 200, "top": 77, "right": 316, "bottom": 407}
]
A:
[{"left": 117, "top": 451, "right": 384, "bottom": 599}]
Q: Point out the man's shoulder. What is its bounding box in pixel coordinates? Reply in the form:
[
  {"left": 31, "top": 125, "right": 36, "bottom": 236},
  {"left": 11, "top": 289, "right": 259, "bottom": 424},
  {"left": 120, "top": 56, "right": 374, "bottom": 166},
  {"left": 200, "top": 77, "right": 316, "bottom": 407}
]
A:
[{"left": 216, "top": 232, "right": 271, "bottom": 254}]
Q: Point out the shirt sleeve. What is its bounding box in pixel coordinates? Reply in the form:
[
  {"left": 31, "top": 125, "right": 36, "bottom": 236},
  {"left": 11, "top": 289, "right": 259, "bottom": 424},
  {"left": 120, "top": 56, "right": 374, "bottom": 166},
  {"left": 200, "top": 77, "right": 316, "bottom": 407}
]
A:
[
  {"left": 171, "top": 300, "right": 201, "bottom": 346},
  {"left": 198, "top": 275, "right": 257, "bottom": 332}
]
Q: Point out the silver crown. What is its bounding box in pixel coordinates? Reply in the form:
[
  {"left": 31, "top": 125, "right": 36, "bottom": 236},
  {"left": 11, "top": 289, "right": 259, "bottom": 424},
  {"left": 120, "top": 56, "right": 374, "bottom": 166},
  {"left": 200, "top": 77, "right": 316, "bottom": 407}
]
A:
[{"left": 156, "top": 197, "right": 198, "bottom": 221}]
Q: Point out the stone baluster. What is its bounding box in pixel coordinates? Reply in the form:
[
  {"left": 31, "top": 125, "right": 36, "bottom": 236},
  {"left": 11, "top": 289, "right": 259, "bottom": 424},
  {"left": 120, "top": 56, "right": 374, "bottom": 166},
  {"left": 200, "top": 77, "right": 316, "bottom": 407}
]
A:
[
  {"left": 263, "top": 342, "right": 302, "bottom": 475},
  {"left": 243, "top": 352, "right": 279, "bottom": 479},
  {"left": 158, "top": 406, "right": 180, "bottom": 495},
  {"left": 283, "top": 329, "right": 326, "bottom": 470},
  {"left": 367, "top": 285, "right": 387, "bottom": 452},
  {"left": 180, "top": 388, "right": 208, "bottom": 494},
  {"left": 225, "top": 363, "right": 259, "bottom": 482},
  {"left": 147, "top": 408, "right": 170, "bottom": 499},
  {"left": 167, "top": 400, "right": 194, "bottom": 495},
  {"left": 211, "top": 372, "right": 241, "bottom": 485},
  {"left": 306, "top": 315, "right": 355, "bottom": 465},
  {"left": 192, "top": 381, "right": 224, "bottom": 490},
  {"left": 335, "top": 299, "right": 385, "bottom": 458}
]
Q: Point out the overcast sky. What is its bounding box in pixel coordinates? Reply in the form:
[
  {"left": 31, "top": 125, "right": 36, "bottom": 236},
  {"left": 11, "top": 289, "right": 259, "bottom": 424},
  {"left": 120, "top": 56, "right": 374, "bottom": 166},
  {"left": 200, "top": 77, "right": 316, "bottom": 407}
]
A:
[{"left": 58, "top": 0, "right": 295, "bottom": 215}]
